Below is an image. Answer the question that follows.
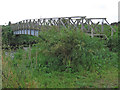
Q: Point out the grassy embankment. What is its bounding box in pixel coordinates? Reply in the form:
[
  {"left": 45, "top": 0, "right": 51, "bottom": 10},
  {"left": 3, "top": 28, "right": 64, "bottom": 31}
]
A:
[{"left": 2, "top": 25, "right": 118, "bottom": 88}]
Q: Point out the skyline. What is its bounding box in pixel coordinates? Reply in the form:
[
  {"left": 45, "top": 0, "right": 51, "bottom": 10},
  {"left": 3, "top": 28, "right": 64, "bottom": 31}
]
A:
[{"left": 0, "top": 0, "right": 119, "bottom": 25}]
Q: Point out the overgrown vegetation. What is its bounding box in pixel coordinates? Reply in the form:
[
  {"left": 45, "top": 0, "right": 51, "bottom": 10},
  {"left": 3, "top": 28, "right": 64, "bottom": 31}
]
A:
[
  {"left": 2, "top": 25, "right": 118, "bottom": 88},
  {"left": 106, "top": 26, "right": 118, "bottom": 52},
  {"left": 2, "top": 25, "right": 39, "bottom": 50}
]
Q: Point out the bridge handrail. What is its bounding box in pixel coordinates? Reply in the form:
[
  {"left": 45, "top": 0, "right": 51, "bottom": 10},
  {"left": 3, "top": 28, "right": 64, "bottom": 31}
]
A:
[{"left": 10, "top": 16, "right": 116, "bottom": 38}]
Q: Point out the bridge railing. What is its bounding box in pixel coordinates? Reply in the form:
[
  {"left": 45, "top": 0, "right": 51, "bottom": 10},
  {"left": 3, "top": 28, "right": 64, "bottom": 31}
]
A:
[{"left": 10, "top": 16, "right": 116, "bottom": 38}]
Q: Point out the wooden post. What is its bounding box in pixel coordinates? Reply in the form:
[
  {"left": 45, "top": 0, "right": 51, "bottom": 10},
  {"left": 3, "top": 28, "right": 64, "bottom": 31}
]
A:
[
  {"left": 76, "top": 19, "right": 81, "bottom": 28},
  {"left": 20, "top": 23, "right": 21, "bottom": 34},
  {"left": 81, "top": 18, "right": 84, "bottom": 31},
  {"left": 74, "top": 20, "right": 77, "bottom": 28},
  {"left": 34, "top": 30, "right": 35, "bottom": 36},
  {"left": 40, "top": 19, "right": 43, "bottom": 31},
  {"left": 18, "top": 23, "right": 20, "bottom": 34},
  {"left": 46, "top": 19, "right": 49, "bottom": 30},
  {"left": 43, "top": 19, "right": 45, "bottom": 26},
  {"left": 69, "top": 18, "right": 73, "bottom": 30},
  {"left": 70, "top": 18, "right": 78, "bottom": 30},
  {"left": 29, "top": 20, "right": 31, "bottom": 35},
  {"left": 24, "top": 21, "right": 26, "bottom": 34},
  {"left": 55, "top": 19, "right": 57, "bottom": 26},
  {"left": 31, "top": 19, "right": 35, "bottom": 35},
  {"left": 111, "top": 29, "right": 113, "bottom": 39},
  {"left": 101, "top": 19, "right": 104, "bottom": 32},
  {"left": 53, "top": 19, "right": 57, "bottom": 26},
  {"left": 58, "top": 18, "right": 60, "bottom": 30},
  {"left": 43, "top": 19, "right": 47, "bottom": 30},
  {"left": 17, "top": 23, "right": 19, "bottom": 31},
  {"left": 37, "top": 20, "right": 39, "bottom": 30},
  {"left": 105, "top": 19, "right": 116, "bottom": 38},
  {"left": 21, "top": 22, "right": 22, "bottom": 34},
  {"left": 87, "top": 19, "right": 90, "bottom": 32},
  {"left": 47, "top": 19, "right": 52, "bottom": 30},
  {"left": 26, "top": 20, "right": 28, "bottom": 35},
  {"left": 91, "top": 28, "right": 94, "bottom": 38},
  {"left": 23, "top": 20, "right": 25, "bottom": 34},
  {"left": 60, "top": 18, "right": 67, "bottom": 28},
  {"left": 35, "top": 20, "right": 38, "bottom": 36},
  {"left": 38, "top": 19, "right": 41, "bottom": 36},
  {"left": 49, "top": 18, "right": 53, "bottom": 26},
  {"left": 35, "top": 20, "right": 37, "bottom": 30},
  {"left": 67, "top": 18, "right": 71, "bottom": 29}
]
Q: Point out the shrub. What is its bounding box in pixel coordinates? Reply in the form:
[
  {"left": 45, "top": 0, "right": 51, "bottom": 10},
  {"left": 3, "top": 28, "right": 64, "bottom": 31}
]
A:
[
  {"left": 36, "top": 27, "right": 117, "bottom": 72},
  {"left": 2, "top": 25, "right": 39, "bottom": 49},
  {"left": 12, "top": 27, "right": 118, "bottom": 73},
  {"left": 106, "top": 26, "right": 118, "bottom": 52}
]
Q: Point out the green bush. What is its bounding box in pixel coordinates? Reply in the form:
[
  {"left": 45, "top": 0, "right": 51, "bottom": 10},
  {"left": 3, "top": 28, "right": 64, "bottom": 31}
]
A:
[
  {"left": 2, "top": 25, "right": 39, "bottom": 49},
  {"left": 2, "top": 25, "right": 118, "bottom": 88},
  {"left": 33, "top": 27, "right": 117, "bottom": 72},
  {"left": 12, "top": 27, "right": 118, "bottom": 73},
  {"left": 2, "top": 25, "right": 14, "bottom": 46},
  {"left": 106, "top": 26, "right": 118, "bottom": 52}
]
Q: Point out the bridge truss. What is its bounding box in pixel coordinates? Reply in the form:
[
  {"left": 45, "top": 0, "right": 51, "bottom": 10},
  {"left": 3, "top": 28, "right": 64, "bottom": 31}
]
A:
[{"left": 10, "top": 16, "right": 116, "bottom": 39}]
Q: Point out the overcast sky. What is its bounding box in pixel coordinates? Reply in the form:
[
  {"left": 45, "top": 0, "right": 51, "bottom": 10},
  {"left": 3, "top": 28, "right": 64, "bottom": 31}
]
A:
[{"left": 0, "top": 0, "right": 119, "bottom": 25}]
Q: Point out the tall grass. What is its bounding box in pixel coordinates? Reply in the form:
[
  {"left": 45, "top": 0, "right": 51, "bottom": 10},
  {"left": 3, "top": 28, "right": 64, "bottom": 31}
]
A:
[
  {"left": 4, "top": 27, "right": 117, "bottom": 73},
  {"left": 2, "top": 27, "right": 118, "bottom": 88}
]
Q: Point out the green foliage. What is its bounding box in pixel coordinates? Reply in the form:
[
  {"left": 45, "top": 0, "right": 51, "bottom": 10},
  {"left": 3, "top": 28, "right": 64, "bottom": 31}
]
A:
[
  {"left": 2, "top": 25, "right": 14, "bottom": 46},
  {"left": 2, "top": 49, "right": 118, "bottom": 88},
  {"left": 106, "top": 26, "right": 118, "bottom": 52},
  {"left": 2, "top": 25, "right": 118, "bottom": 88},
  {"left": 10, "top": 27, "right": 117, "bottom": 73},
  {"left": 37, "top": 28, "right": 117, "bottom": 72},
  {"left": 2, "top": 25, "right": 39, "bottom": 49}
]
